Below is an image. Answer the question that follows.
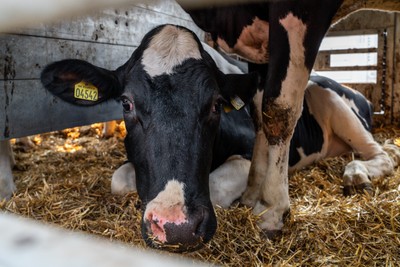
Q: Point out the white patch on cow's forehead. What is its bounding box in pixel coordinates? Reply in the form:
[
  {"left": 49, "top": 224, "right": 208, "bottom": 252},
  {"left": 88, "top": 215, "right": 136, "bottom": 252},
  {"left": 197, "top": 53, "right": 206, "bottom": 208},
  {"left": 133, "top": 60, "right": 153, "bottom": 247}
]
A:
[{"left": 142, "top": 25, "right": 202, "bottom": 77}]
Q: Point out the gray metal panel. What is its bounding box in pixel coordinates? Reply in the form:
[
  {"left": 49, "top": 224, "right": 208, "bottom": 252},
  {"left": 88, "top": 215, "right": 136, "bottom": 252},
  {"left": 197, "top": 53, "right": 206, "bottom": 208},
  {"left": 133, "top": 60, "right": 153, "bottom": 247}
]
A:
[
  {"left": 0, "top": 80, "right": 122, "bottom": 140},
  {"left": 6, "top": 2, "right": 204, "bottom": 47},
  {"left": 1, "top": 34, "right": 134, "bottom": 80},
  {"left": 0, "top": 0, "right": 204, "bottom": 140},
  {"left": 0, "top": 34, "right": 130, "bottom": 140}
]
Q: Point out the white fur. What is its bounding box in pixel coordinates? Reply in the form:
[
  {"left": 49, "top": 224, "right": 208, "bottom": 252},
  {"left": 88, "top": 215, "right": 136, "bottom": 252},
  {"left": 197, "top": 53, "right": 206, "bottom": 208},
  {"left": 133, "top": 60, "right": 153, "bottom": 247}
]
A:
[
  {"left": 111, "top": 162, "right": 136, "bottom": 195},
  {"left": 142, "top": 25, "right": 201, "bottom": 77},
  {"left": 277, "top": 12, "right": 309, "bottom": 111},
  {"left": 240, "top": 130, "right": 268, "bottom": 207},
  {"left": 209, "top": 155, "right": 250, "bottom": 208}
]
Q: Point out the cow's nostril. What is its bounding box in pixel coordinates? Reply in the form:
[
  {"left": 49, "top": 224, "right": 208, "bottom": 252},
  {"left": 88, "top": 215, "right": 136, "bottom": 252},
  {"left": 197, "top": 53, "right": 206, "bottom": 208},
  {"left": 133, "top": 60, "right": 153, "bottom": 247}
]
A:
[
  {"left": 193, "top": 207, "right": 209, "bottom": 237},
  {"left": 144, "top": 206, "right": 215, "bottom": 252},
  {"left": 146, "top": 212, "right": 169, "bottom": 243},
  {"left": 150, "top": 220, "right": 166, "bottom": 242}
]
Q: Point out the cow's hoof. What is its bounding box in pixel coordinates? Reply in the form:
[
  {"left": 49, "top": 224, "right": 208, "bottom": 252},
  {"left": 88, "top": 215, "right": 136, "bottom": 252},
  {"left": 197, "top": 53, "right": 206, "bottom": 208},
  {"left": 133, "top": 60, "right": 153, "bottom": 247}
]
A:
[
  {"left": 261, "top": 229, "right": 282, "bottom": 239},
  {"left": 258, "top": 209, "right": 289, "bottom": 240},
  {"left": 343, "top": 183, "right": 373, "bottom": 196}
]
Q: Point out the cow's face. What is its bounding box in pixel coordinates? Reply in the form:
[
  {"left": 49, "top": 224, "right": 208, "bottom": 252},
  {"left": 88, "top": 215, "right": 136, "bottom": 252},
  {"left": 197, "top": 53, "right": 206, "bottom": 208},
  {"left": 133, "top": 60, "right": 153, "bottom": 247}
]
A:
[{"left": 41, "top": 24, "right": 257, "bottom": 251}]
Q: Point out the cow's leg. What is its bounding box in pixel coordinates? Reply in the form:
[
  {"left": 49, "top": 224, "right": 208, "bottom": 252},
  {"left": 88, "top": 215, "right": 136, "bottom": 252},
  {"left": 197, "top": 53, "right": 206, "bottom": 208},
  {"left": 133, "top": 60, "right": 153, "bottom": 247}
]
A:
[
  {"left": 241, "top": 91, "right": 268, "bottom": 207},
  {"left": 306, "top": 85, "right": 400, "bottom": 195},
  {"left": 209, "top": 155, "right": 250, "bottom": 208},
  {"left": 111, "top": 162, "right": 136, "bottom": 195},
  {"left": 0, "top": 140, "right": 16, "bottom": 199},
  {"left": 329, "top": 114, "right": 399, "bottom": 195},
  {"left": 382, "top": 141, "right": 400, "bottom": 167},
  {"left": 341, "top": 135, "right": 399, "bottom": 196},
  {"left": 242, "top": 10, "right": 309, "bottom": 236},
  {"left": 241, "top": 1, "right": 342, "bottom": 236}
]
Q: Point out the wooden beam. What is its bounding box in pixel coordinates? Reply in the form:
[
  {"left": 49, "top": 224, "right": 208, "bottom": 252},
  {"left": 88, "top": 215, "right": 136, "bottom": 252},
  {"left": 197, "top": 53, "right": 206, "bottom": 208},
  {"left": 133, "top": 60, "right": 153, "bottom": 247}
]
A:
[{"left": 391, "top": 13, "right": 400, "bottom": 125}]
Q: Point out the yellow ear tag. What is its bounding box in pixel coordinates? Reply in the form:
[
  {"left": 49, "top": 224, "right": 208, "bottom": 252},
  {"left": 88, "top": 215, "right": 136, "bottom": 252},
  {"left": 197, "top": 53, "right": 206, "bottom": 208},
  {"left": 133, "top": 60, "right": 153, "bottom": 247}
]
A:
[
  {"left": 74, "top": 81, "right": 98, "bottom": 101},
  {"left": 230, "top": 95, "right": 245, "bottom": 110}
]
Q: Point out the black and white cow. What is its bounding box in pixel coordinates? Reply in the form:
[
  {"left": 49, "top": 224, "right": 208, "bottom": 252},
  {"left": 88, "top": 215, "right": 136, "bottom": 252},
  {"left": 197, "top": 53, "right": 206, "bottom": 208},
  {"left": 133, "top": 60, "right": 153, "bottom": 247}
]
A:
[
  {"left": 183, "top": 1, "right": 344, "bottom": 237},
  {"left": 30, "top": 0, "right": 388, "bottom": 245},
  {"left": 111, "top": 42, "right": 255, "bottom": 209},
  {"left": 290, "top": 75, "right": 400, "bottom": 194},
  {"left": 40, "top": 23, "right": 400, "bottom": 251},
  {"left": 111, "top": 62, "right": 400, "bottom": 208},
  {"left": 179, "top": 0, "right": 400, "bottom": 239},
  {"left": 41, "top": 24, "right": 258, "bottom": 251},
  {"left": 290, "top": 75, "right": 400, "bottom": 196}
]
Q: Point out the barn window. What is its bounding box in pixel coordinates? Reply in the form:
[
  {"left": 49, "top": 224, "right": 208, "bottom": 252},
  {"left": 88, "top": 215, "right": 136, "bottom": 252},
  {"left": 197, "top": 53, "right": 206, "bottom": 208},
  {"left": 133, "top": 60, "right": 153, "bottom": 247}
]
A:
[
  {"left": 317, "top": 70, "right": 377, "bottom": 84},
  {"left": 314, "top": 33, "right": 379, "bottom": 84},
  {"left": 319, "top": 34, "right": 378, "bottom": 50}
]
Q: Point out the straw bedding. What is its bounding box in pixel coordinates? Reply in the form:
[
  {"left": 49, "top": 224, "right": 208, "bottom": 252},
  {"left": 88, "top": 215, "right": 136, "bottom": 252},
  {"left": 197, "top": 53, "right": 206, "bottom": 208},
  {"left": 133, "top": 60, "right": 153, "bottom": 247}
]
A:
[{"left": 1, "top": 122, "right": 399, "bottom": 266}]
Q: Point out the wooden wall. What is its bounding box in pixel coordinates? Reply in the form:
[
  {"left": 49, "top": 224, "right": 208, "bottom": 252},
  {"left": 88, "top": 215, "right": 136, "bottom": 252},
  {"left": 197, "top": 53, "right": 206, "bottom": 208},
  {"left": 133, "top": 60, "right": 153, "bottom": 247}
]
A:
[
  {"left": 315, "top": 10, "right": 400, "bottom": 126},
  {"left": 0, "top": 0, "right": 204, "bottom": 140}
]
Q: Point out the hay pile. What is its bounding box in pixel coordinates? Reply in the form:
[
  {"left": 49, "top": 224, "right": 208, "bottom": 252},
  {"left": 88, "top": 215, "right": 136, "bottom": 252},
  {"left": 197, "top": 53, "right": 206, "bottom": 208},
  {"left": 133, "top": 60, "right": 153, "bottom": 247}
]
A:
[{"left": 1, "top": 123, "right": 399, "bottom": 266}]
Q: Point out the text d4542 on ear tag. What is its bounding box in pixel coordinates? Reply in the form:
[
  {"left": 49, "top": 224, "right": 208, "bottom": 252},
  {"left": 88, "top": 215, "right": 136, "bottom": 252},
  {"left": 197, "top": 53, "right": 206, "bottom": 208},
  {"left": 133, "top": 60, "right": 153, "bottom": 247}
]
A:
[
  {"left": 230, "top": 95, "right": 245, "bottom": 110},
  {"left": 74, "top": 81, "right": 99, "bottom": 101}
]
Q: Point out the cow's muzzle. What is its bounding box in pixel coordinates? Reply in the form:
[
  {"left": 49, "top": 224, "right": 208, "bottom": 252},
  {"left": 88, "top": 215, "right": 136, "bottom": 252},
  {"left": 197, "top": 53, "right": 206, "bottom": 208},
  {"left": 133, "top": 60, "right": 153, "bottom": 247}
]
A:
[{"left": 143, "top": 205, "right": 216, "bottom": 252}]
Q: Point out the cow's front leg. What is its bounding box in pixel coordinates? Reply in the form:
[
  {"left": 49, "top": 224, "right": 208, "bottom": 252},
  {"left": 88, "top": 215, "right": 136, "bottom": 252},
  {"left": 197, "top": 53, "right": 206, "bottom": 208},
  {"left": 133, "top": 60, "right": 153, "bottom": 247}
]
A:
[
  {"left": 242, "top": 12, "right": 309, "bottom": 237},
  {"left": 242, "top": 0, "right": 342, "bottom": 236},
  {"left": 256, "top": 97, "right": 306, "bottom": 236},
  {"left": 241, "top": 90, "right": 268, "bottom": 207}
]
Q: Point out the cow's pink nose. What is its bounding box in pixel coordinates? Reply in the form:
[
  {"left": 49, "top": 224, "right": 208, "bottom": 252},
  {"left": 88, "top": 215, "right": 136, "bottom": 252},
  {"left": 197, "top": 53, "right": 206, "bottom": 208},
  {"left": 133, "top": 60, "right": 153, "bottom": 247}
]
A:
[{"left": 144, "top": 206, "right": 210, "bottom": 250}]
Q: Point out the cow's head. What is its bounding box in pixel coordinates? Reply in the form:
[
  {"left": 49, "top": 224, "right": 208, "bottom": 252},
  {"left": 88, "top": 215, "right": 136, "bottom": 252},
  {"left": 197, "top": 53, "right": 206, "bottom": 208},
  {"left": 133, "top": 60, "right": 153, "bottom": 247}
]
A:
[{"left": 41, "top": 24, "right": 257, "bottom": 251}]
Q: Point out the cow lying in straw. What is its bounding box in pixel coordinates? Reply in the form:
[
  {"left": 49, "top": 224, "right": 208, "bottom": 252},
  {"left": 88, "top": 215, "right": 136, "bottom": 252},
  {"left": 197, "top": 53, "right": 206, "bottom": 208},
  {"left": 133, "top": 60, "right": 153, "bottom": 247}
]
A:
[{"left": 40, "top": 24, "right": 400, "bottom": 251}]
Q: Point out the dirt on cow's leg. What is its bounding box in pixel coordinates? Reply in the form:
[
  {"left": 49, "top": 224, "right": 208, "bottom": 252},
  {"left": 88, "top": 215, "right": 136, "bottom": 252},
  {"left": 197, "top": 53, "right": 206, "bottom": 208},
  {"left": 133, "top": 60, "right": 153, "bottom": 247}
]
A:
[{"left": 251, "top": 103, "right": 296, "bottom": 238}]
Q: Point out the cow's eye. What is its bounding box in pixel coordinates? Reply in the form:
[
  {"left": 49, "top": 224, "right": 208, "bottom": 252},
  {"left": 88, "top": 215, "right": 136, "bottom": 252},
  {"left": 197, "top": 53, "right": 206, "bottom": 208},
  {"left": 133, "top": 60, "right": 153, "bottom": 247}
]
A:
[
  {"left": 212, "top": 97, "right": 225, "bottom": 115},
  {"left": 122, "top": 98, "right": 133, "bottom": 113},
  {"left": 212, "top": 101, "right": 221, "bottom": 114}
]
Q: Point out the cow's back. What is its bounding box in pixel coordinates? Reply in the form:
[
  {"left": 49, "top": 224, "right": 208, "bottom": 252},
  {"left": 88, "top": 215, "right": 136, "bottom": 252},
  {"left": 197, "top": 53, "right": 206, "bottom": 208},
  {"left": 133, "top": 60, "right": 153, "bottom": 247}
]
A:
[{"left": 309, "top": 75, "right": 373, "bottom": 131}]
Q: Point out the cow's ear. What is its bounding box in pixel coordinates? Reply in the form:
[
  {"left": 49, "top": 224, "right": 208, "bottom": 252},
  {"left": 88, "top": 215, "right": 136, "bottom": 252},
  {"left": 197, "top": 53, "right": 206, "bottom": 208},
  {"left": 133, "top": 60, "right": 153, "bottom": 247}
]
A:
[
  {"left": 41, "top": 59, "right": 123, "bottom": 106},
  {"left": 218, "top": 72, "right": 258, "bottom": 110}
]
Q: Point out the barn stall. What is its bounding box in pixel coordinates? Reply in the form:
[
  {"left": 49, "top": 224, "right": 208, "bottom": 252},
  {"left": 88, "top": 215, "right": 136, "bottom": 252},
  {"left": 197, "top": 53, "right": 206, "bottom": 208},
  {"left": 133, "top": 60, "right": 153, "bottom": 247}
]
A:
[{"left": 0, "top": 1, "right": 400, "bottom": 266}]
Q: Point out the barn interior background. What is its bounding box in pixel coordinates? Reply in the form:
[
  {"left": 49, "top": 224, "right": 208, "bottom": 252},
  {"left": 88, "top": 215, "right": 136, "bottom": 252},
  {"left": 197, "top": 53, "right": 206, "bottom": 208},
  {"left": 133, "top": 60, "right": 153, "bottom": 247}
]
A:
[
  {"left": 314, "top": 10, "right": 400, "bottom": 126},
  {"left": 0, "top": 1, "right": 399, "bottom": 266}
]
